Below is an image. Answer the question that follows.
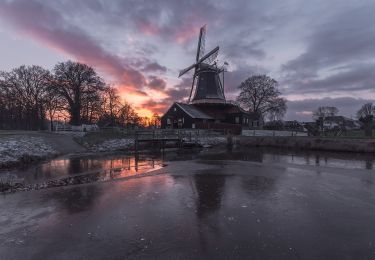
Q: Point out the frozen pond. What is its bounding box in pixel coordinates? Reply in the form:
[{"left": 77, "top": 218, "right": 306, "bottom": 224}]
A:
[{"left": 0, "top": 148, "right": 375, "bottom": 259}]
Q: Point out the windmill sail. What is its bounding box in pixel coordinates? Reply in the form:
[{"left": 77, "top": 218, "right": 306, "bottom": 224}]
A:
[
  {"left": 178, "top": 25, "right": 225, "bottom": 104},
  {"left": 196, "top": 25, "right": 206, "bottom": 62},
  {"left": 198, "top": 46, "right": 219, "bottom": 64}
]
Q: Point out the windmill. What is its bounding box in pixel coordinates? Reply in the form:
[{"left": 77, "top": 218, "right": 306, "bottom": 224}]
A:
[{"left": 178, "top": 25, "right": 226, "bottom": 104}]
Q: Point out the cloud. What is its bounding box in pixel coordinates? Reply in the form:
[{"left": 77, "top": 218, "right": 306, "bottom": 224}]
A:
[
  {"left": 284, "top": 63, "right": 375, "bottom": 95},
  {"left": 282, "top": 3, "right": 375, "bottom": 95},
  {"left": 142, "top": 62, "right": 167, "bottom": 73},
  {"left": 166, "top": 77, "right": 192, "bottom": 103},
  {"left": 1, "top": 0, "right": 375, "bottom": 119},
  {"left": 147, "top": 76, "right": 167, "bottom": 90},
  {"left": 224, "top": 65, "right": 269, "bottom": 98},
  {"left": 0, "top": 0, "right": 147, "bottom": 91}
]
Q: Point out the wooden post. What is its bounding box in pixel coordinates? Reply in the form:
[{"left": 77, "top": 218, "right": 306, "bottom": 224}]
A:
[
  {"left": 134, "top": 131, "right": 138, "bottom": 152},
  {"left": 152, "top": 130, "right": 155, "bottom": 150},
  {"left": 227, "top": 130, "right": 233, "bottom": 151}
]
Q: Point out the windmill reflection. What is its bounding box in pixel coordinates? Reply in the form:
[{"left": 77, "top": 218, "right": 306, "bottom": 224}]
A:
[
  {"left": 194, "top": 172, "right": 226, "bottom": 218},
  {"left": 48, "top": 185, "right": 102, "bottom": 213}
]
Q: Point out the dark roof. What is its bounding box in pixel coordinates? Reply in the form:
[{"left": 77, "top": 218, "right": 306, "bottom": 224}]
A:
[{"left": 175, "top": 103, "right": 213, "bottom": 119}]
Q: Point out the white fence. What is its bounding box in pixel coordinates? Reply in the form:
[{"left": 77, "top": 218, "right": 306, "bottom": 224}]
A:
[
  {"left": 54, "top": 123, "right": 99, "bottom": 132},
  {"left": 242, "top": 129, "right": 307, "bottom": 137}
]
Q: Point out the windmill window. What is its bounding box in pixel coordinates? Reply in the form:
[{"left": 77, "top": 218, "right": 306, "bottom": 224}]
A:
[
  {"left": 174, "top": 107, "right": 177, "bottom": 112},
  {"left": 167, "top": 118, "right": 171, "bottom": 124},
  {"left": 235, "top": 117, "right": 239, "bottom": 124}
]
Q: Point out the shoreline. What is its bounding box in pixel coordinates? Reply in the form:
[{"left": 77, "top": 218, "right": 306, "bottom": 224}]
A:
[
  {"left": 237, "top": 136, "right": 375, "bottom": 153},
  {"left": 1, "top": 132, "right": 375, "bottom": 171}
]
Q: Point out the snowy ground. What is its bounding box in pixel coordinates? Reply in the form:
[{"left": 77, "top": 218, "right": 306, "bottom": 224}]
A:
[{"left": 0, "top": 136, "right": 57, "bottom": 167}]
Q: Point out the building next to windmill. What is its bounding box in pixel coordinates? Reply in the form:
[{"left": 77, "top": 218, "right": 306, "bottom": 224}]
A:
[{"left": 161, "top": 25, "right": 262, "bottom": 133}]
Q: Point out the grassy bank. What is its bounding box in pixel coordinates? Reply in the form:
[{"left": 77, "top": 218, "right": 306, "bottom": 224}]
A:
[{"left": 238, "top": 136, "right": 375, "bottom": 153}]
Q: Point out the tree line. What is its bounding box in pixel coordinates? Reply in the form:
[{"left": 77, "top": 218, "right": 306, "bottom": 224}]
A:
[
  {"left": 0, "top": 61, "right": 158, "bottom": 130},
  {"left": 235, "top": 74, "right": 373, "bottom": 135}
]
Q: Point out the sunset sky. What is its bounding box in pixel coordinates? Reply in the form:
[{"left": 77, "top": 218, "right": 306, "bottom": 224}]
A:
[{"left": 1, "top": 0, "right": 374, "bottom": 120}]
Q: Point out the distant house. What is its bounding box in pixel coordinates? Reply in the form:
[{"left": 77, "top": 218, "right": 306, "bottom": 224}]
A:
[
  {"left": 321, "top": 116, "right": 362, "bottom": 130},
  {"left": 161, "top": 102, "right": 262, "bottom": 131},
  {"left": 284, "top": 120, "right": 305, "bottom": 131}
]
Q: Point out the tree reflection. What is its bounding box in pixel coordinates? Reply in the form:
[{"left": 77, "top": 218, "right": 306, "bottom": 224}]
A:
[
  {"left": 365, "top": 160, "right": 373, "bottom": 170},
  {"left": 49, "top": 185, "right": 102, "bottom": 213},
  {"left": 68, "top": 157, "right": 83, "bottom": 175}
]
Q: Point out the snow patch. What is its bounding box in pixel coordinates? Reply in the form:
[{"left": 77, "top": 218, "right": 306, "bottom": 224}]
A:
[{"left": 0, "top": 136, "right": 57, "bottom": 167}]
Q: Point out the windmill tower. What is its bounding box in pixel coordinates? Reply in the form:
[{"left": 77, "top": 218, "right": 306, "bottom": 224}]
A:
[{"left": 178, "top": 25, "right": 226, "bottom": 104}]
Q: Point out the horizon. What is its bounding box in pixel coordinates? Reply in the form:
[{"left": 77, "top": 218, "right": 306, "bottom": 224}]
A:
[{"left": 1, "top": 0, "right": 374, "bottom": 120}]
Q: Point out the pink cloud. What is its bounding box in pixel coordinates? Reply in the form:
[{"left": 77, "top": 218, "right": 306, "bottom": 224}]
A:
[{"left": 0, "top": 0, "right": 146, "bottom": 91}]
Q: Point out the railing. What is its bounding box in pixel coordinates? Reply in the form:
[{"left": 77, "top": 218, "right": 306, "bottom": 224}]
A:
[{"left": 133, "top": 129, "right": 204, "bottom": 151}]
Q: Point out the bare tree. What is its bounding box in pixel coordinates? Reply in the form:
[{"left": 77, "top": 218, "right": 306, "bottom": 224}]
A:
[
  {"left": 0, "top": 61, "right": 144, "bottom": 131},
  {"left": 312, "top": 106, "right": 339, "bottom": 120},
  {"left": 116, "top": 100, "right": 139, "bottom": 128},
  {"left": 151, "top": 113, "right": 161, "bottom": 128},
  {"left": 357, "top": 103, "right": 374, "bottom": 137},
  {"left": 52, "top": 61, "right": 106, "bottom": 126},
  {"left": 0, "top": 65, "right": 51, "bottom": 130},
  {"left": 99, "top": 86, "right": 121, "bottom": 126},
  {"left": 44, "top": 90, "right": 65, "bottom": 131},
  {"left": 357, "top": 103, "right": 374, "bottom": 118},
  {"left": 237, "top": 75, "right": 287, "bottom": 120}
]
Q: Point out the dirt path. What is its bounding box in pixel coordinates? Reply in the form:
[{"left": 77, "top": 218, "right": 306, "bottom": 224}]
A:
[{"left": 40, "top": 132, "right": 87, "bottom": 154}]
